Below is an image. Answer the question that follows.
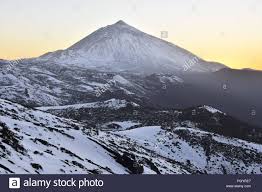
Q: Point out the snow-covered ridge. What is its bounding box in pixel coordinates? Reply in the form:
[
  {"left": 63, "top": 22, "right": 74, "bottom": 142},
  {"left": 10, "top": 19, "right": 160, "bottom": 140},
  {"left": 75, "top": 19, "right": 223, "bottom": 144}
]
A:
[
  {"left": 113, "top": 75, "right": 133, "bottom": 86},
  {"left": 37, "top": 99, "right": 139, "bottom": 111},
  {"left": 200, "top": 105, "right": 224, "bottom": 114}
]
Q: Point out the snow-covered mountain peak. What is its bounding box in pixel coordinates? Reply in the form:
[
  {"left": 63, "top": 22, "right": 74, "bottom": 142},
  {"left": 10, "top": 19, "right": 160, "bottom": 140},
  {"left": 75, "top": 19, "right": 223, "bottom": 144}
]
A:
[
  {"left": 36, "top": 21, "right": 227, "bottom": 74},
  {"left": 110, "top": 20, "right": 135, "bottom": 29},
  {"left": 105, "top": 20, "right": 141, "bottom": 32},
  {"left": 114, "top": 20, "right": 128, "bottom": 25}
]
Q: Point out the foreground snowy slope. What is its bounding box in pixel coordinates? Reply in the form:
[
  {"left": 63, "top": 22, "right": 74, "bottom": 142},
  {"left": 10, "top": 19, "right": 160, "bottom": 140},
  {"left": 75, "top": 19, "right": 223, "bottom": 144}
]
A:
[
  {"left": 0, "top": 99, "right": 129, "bottom": 174},
  {"left": 97, "top": 126, "right": 262, "bottom": 174},
  {"left": 1, "top": 99, "right": 261, "bottom": 174}
]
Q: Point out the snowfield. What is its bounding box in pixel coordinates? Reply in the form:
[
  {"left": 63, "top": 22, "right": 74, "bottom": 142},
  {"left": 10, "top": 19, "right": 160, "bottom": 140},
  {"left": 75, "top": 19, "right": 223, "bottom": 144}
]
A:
[
  {"left": 0, "top": 99, "right": 262, "bottom": 174},
  {"left": 37, "top": 99, "right": 139, "bottom": 111},
  {"left": 0, "top": 99, "right": 128, "bottom": 174},
  {"left": 95, "top": 126, "right": 262, "bottom": 174}
]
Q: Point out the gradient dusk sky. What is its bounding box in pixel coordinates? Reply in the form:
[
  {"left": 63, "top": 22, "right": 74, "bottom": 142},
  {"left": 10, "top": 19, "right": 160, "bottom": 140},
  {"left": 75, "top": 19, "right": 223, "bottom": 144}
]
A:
[{"left": 0, "top": 0, "right": 261, "bottom": 70}]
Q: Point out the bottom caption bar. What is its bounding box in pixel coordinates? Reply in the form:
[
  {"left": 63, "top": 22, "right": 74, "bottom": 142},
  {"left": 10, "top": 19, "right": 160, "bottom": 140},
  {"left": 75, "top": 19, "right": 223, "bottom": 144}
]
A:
[{"left": 0, "top": 175, "right": 261, "bottom": 192}]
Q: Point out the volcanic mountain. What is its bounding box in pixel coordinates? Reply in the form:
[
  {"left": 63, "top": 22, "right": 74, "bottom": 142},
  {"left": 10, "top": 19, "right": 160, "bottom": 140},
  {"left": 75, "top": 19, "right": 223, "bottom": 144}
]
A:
[
  {"left": 37, "top": 20, "right": 226, "bottom": 74},
  {"left": 1, "top": 21, "right": 262, "bottom": 175}
]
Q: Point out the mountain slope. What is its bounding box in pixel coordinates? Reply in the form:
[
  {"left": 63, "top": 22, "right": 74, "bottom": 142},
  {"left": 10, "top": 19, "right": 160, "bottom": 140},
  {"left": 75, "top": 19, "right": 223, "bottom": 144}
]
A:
[
  {"left": 0, "top": 99, "right": 130, "bottom": 174},
  {"left": 0, "top": 59, "right": 261, "bottom": 128},
  {"left": 37, "top": 20, "right": 226, "bottom": 74},
  {"left": 1, "top": 99, "right": 261, "bottom": 174},
  {"left": 95, "top": 126, "right": 262, "bottom": 174}
]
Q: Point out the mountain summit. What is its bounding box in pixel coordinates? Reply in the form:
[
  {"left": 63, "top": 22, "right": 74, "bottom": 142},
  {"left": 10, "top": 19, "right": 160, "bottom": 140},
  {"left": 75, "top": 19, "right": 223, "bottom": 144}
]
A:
[
  {"left": 37, "top": 20, "right": 226, "bottom": 74},
  {"left": 114, "top": 20, "right": 128, "bottom": 25}
]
